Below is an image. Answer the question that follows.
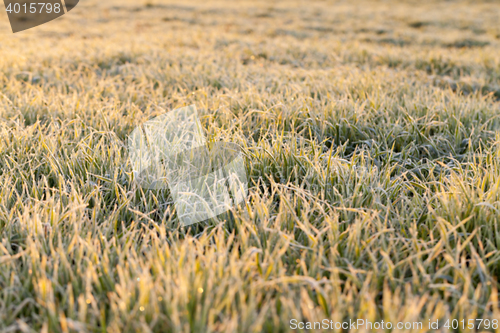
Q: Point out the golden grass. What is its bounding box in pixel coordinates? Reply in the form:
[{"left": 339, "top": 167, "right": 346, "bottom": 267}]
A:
[{"left": 0, "top": 0, "right": 500, "bottom": 332}]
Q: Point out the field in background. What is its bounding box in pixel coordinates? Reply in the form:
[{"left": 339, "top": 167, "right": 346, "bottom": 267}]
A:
[{"left": 0, "top": 0, "right": 500, "bottom": 332}]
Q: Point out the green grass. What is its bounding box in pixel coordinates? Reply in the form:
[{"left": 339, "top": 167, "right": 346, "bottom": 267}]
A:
[{"left": 0, "top": 0, "right": 500, "bottom": 332}]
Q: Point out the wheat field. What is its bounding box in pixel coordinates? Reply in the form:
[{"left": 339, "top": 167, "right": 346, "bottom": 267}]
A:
[{"left": 0, "top": 0, "right": 500, "bottom": 332}]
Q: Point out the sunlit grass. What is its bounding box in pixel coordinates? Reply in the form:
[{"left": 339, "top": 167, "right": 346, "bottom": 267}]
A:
[{"left": 0, "top": 0, "right": 499, "bottom": 332}]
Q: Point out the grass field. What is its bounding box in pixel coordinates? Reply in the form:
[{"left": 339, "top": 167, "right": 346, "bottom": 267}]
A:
[{"left": 0, "top": 0, "right": 500, "bottom": 332}]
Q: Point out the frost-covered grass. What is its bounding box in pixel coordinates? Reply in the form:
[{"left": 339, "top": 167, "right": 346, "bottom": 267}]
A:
[{"left": 0, "top": 0, "right": 500, "bottom": 332}]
